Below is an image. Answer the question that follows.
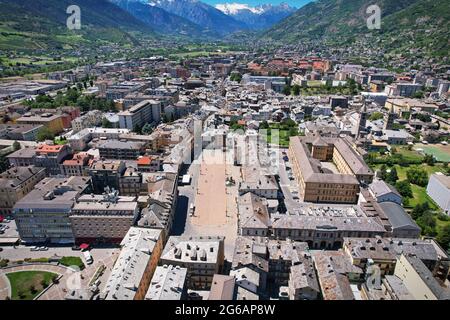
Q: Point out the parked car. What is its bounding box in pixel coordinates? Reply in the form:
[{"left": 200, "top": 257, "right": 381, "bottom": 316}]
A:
[
  {"left": 39, "top": 246, "right": 49, "bottom": 251},
  {"left": 30, "top": 246, "right": 40, "bottom": 251},
  {"left": 72, "top": 245, "right": 81, "bottom": 251}
]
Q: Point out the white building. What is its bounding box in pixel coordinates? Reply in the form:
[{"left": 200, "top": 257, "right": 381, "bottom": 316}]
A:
[{"left": 427, "top": 173, "right": 450, "bottom": 215}]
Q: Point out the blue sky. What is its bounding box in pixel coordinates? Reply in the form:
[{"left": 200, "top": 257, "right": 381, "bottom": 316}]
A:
[{"left": 204, "top": 0, "right": 312, "bottom": 9}]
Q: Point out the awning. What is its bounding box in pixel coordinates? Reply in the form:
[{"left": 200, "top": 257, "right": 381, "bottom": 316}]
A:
[{"left": 79, "top": 243, "right": 90, "bottom": 250}]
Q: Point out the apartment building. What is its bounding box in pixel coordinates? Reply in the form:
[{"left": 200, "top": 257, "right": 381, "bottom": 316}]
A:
[
  {"left": 71, "top": 110, "right": 103, "bottom": 133},
  {"left": 97, "top": 140, "right": 145, "bottom": 160},
  {"left": 34, "top": 144, "right": 72, "bottom": 176},
  {"left": 103, "top": 227, "right": 164, "bottom": 300},
  {"left": 0, "top": 166, "right": 46, "bottom": 215},
  {"left": 0, "top": 124, "right": 43, "bottom": 141},
  {"left": 88, "top": 160, "right": 126, "bottom": 194},
  {"left": 6, "top": 147, "right": 37, "bottom": 167},
  {"left": 13, "top": 176, "right": 92, "bottom": 244},
  {"left": 394, "top": 254, "right": 450, "bottom": 300},
  {"left": 61, "top": 152, "right": 93, "bottom": 176},
  {"left": 145, "top": 265, "right": 187, "bottom": 300},
  {"left": 70, "top": 193, "right": 139, "bottom": 244},
  {"left": 118, "top": 100, "right": 161, "bottom": 130},
  {"left": 160, "top": 236, "right": 225, "bottom": 290}
]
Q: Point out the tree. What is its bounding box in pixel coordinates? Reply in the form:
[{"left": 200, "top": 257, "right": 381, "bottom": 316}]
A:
[
  {"left": 406, "top": 167, "right": 429, "bottom": 187},
  {"left": 282, "top": 85, "right": 291, "bottom": 96},
  {"left": 386, "top": 167, "right": 398, "bottom": 184},
  {"left": 36, "top": 127, "right": 55, "bottom": 142},
  {"left": 396, "top": 180, "right": 413, "bottom": 198},
  {"left": 369, "top": 112, "right": 384, "bottom": 121},
  {"left": 424, "top": 154, "right": 435, "bottom": 166},
  {"left": 292, "top": 84, "right": 301, "bottom": 96},
  {"left": 101, "top": 118, "right": 113, "bottom": 128},
  {"left": 12, "top": 141, "right": 20, "bottom": 151},
  {"left": 411, "top": 202, "right": 431, "bottom": 220},
  {"left": 379, "top": 164, "right": 388, "bottom": 180},
  {"left": 436, "top": 224, "right": 450, "bottom": 250},
  {"left": 260, "top": 121, "right": 269, "bottom": 130},
  {"left": 417, "top": 211, "right": 436, "bottom": 236}
]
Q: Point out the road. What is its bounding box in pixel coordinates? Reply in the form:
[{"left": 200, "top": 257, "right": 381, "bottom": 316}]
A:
[{"left": 276, "top": 148, "right": 301, "bottom": 214}]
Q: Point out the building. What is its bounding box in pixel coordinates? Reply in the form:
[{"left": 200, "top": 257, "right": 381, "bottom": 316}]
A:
[
  {"left": 34, "top": 144, "right": 72, "bottom": 176},
  {"left": 230, "top": 267, "right": 260, "bottom": 296},
  {"left": 118, "top": 100, "right": 161, "bottom": 130},
  {"left": 271, "top": 204, "right": 387, "bottom": 249},
  {"left": 0, "top": 124, "right": 43, "bottom": 141},
  {"left": 427, "top": 173, "right": 450, "bottom": 215},
  {"left": 344, "top": 237, "right": 449, "bottom": 279},
  {"left": 70, "top": 192, "right": 139, "bottom": 244},
  {"left": 145, "top": 265, "right": 188, "bottom": 300},
  {"left": 394, "top": 254, "right": 450, "bottom": 300},
  {"left": 288, "top": 255, "right": 320, "bottom": 300},
  {"left": 368, "top": 180, "right": 403, "bottom": 205},
  {"left": 160, "top": 236, "right": 225, "bottom": 290},
  {"left": 88, "top": 160, "right": 126, "bottom": 194},
  {"left": 237, "top": 192, "right": 270, "bottom": 237},
  {"left": 6, "top": 147, "right": 37, "bottom": 167},
  {"left": 313, "top": 251, "right": 364, "bottom": 300},
  {"left": 385, "top": 83, "right": 422, "bottom": 97},
  {"left": 16, "top": 112, "right": 64, "bottom": 134},
  {"left": 61, "top": 152, "right": 93, "bottom": 176},
  {"left": 289, "top": 136, "right": 373, "bottom": 204},
  {"left": 119, "top": 167, "right": 142, "bottom": 197},
  {"left": 208, "top": 275, "right": 236, "bottom": 300},
  {"left": 0, "top": 166, "right": 46, "bottom": 215},
  {"left": 13, "top": 176, "right": 92, "bottom": 244},
  {"left": 103, "top": 227, "right": 164, "bottom": 300},
  {"left": 375, "top": 201, "right": 421, "bottom": 238},
  {"left": 97, "top": 140, "right": 145, "bottom": 160},
  {"left": 71, "top": 110, "right": 103, "bottom": 133},
  {"left": 138, "top": 172, "right": 178, "bottom": 236},
  {"left": 239, "top": 166, "right": 279, "bottom": 199},
  {"left": 385, "top": 98, "right": 439, "bottom": 117}
]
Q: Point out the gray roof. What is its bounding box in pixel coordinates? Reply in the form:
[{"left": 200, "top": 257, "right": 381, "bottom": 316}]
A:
[
  {"left": 378, "top": 202, "right": 420, "bottom": 231},
  {"left": 403, "top": 254, "right": 450, "bottom": 300}
]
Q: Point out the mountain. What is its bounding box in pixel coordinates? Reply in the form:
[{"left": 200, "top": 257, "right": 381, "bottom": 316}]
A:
[
  {"left": 110, "top": 0, "right": 215, "bottom": 37},
  {"left": 216, "top": 2, "right": 296, "bottom": 30},
  {"left": 0, "top": 0, "right": 155, "bottom": 51},
  {"left": 261, "top": 0, "right": 449, "bottom": 59},
  {"left": 148, "top": 0, "right": 248, "bottom": 36}
]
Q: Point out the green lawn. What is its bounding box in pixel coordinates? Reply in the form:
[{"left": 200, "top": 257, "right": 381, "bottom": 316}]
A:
[
  {"left": 58, "top": 256, "right": 85, "bottom": 270},
  {"left": 6, "top": 271, "right": 57, "bottom": 300}
]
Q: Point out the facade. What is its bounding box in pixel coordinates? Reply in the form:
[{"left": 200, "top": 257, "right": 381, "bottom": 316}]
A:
[
  {"left": 238, "top": 192, "right": 270, "bottom": 237},
  {"left": 71, "top": 110, "right": 103, "bottom": 133},
  {"left": 34, "top": 144, "right": 72, "bottom": 176},
  {"left": 394, "top": 254, "right": 450, "bottom": 300},
  {"left": 288, "top": 256, "right": 320, "bottom": 300},
  {"left": 427, "top": 173, "right": 450, "bottom": 215},
  {"left": 145, "top": 265, "right": 187, "bottom": 300},
  {"left": 289, "top": 136, "right": 372, "bottom": 204},
  {"left": 61, "top": 152, "right": 93, "bottom": 177},
  {"left": 271, "top": 204, "right": 387, "bottom": 250},
  {"left": 368, "top": 180, "right": 402, "bottom": 205},
  {"left": 13, "top": 177, "right": 91, "bottom": 244},
  {"left": 0, "top": 166, "right": 46, "bottom": 215},
  {"left": 88, "top": 160, "right": 126, "bottom": 194},
  {"left": 0, "top": 124, "right": 43, "bottom": 141},
  {"left": 97, "top": 140, "right": 145, "bottom": 160},
  {"left": 103, "top": 227, "right": 164, "bottom": 300},
  {"left": 160, "top": 236, "right": 225, "bottom": 290},
  {"left": 70, "top": 193, "right": 139, "bottom": 244},
  {"left": 6, "top": 147, "right": 37, "bottom": 167},
  {"left": 118, "top": 100, "right": 161, "bottom": 130}
]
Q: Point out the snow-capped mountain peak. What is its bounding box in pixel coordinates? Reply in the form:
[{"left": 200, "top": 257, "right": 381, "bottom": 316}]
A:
[{"left": 215, "top": 3, "right": 265, "bottom": 15}]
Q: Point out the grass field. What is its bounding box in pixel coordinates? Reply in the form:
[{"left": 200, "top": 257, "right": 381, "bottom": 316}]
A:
[
  {"left": 58, "top": 256, "right": 85, "bottom": 270},
  {"left": 416, "top": 144, "right": 450, "bottom": 162},
  {"left": 6, "top": 271, "right": 57, "bottom": 300}
]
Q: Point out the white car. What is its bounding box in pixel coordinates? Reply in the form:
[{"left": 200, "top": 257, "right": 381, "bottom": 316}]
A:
[
  {"left": 39, "top": 246, "right": 49, "bottom": 251},
  {"left": 30, "top": 246, "right": 40, "bottom": 251}
]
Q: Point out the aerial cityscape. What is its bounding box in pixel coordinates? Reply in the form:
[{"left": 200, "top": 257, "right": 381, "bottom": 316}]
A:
[{"left": 0, "top": 0, "right": 449, "bottom": 305}]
